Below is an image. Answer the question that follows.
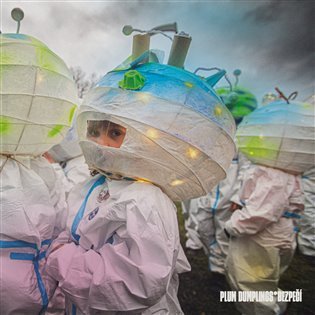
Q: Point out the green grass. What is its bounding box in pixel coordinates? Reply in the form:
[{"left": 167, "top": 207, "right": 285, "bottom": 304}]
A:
[{"left": 176, "top": 203, "right": 315, "bottom": 315}]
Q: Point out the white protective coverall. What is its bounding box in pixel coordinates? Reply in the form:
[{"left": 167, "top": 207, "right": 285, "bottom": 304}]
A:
[
  {"left": 0, "top": 156, "right": 67, "bottom": 315},
  {"left": 298, "top": 167, "right": 315, "bottom": 256},
  {"left": 45, "top": 175, "right": 190, "bottom": 315},
  {"left": 225, "top": 164, "right": 304, "bottom": 315}
]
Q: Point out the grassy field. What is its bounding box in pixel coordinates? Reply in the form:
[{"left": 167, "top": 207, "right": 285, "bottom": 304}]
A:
[{"left": 176, "top": 204, "right": 315, "bottom": 315}]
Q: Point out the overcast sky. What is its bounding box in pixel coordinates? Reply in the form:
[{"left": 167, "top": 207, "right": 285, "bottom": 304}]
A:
[{"left": 1, "top": 0, "right": 314, "bottom": 102}]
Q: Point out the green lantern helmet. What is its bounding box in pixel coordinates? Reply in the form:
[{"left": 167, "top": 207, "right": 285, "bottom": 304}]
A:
[{"left": 216, "top": 86, "right": 258, "bottom": 124}]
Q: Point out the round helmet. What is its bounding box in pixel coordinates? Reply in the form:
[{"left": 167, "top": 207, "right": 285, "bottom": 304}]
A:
[
  {"left": 0, "top": 33, "right": 78, "bottom": 156},
  {"left": 216, "top": 86, "right": 258, "bottom": 124},
  {"left": 236, "top": 99, "right": 314, "bottom": 174},
  {"left": 78, "top": 62, "right": 236, "bottom": 201}
]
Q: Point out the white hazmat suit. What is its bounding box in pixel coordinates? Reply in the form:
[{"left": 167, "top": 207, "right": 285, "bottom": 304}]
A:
[
  {"left": 225, "top": 164, "right": 304, "bottom": 315},
  {"left": 0, "top": 156, "right": 67, "bottom": 314},
  {"left": 46, "top": 175, "right": 190, "bottom": 315}
]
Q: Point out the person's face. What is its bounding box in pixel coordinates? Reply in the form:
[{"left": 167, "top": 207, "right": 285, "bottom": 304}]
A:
[{"left": 87, "top": 120, "right": 126, "bottom": 148}]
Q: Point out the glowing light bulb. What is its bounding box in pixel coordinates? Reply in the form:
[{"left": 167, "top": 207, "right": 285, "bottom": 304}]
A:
[
  {"left": 214, "top": 105, "right": 223, "bottom": 116},
  {"left": 187, "top": 147, "right": 198, "bottom": 159},
  {"left": 184, "top": 82, "right": 193, "bottom": 88},
  {"left": 171, "top": 179, "right": 184, "bottom": 186},
  {"left": 146, "top": 128, "right": 159, "bottom": 139}
]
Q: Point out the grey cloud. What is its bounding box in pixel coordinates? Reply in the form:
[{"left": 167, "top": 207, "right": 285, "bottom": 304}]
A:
[{"left": 244, "top": 1, "right": 315, "bottom": 82}]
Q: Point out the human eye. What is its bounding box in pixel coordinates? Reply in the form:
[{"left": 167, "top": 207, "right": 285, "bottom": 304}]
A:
[{"left": 109, "top": 128, "right": 123, "bottom": 138}]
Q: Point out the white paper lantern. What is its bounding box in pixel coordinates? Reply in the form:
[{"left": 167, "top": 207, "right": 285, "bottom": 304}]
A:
[
  {"left": 78, "top": 62, "right": 236, "bottom": 201},
  {"left": 0, "top": 33, "right": 78, "bottom": 156},
  {"left": 237, "top": 100, "right": 315, "bottom": 174}
]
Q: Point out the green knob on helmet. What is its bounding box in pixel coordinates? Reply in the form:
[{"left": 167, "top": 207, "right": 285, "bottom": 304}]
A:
[{"left": 119, "top": 70, "right": 146, "bottom": 90}]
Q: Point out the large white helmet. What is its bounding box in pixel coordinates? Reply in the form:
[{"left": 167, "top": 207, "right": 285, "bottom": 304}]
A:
[
  {"left": 78, "top": 59, "right": 236, "bottom": 201},
  {"left": 0, "top": 33, "right": 78, "bottom": 156}
]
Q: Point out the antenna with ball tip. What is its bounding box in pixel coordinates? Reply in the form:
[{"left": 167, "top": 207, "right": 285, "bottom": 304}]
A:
[
  {"left": 11, "top": 8, "right": 24, "bottom": 34},
  {"left": 233, "top": 69, "right": 241, "bottom": 88}
]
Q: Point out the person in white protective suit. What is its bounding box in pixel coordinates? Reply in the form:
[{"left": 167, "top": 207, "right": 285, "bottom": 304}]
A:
[
  {"left": 226, "top": 92, "right": 314, "bottom": 315},
  {"left": 43, "top": 36, "right": 237, "bottom": 312},
  {"left": 297, "top": 95, "right": 315, "bottom": 259},
  {"left": 298, "top": 167, "right": 315, "bottom": 258},
  {"left": 45, "top": 119, "right": 191, "bottom": 315},
  {"left": 0, "top": 30, "right": 78, "bottom": 314},
  {"left": 0, "top": 156, "right": 68, "bottom": 314},
  {"left": 224, "top": 163, "right": 304, "bottom": 315}
]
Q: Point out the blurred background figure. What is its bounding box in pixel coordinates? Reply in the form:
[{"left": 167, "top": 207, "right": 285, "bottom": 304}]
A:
[
  {"left": 0, "top": 9, "right": 78, "bottom": 314},
  {"left": 297, "top": 94, "right": 315, "bottom": 262}
]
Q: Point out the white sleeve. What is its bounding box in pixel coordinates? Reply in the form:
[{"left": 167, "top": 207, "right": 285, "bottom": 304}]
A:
[
  {"left": 45, "top": 195, "right": 179, "bottom": 313},
  {"left": 63, "top": 156, "right": 91, "bottom": 187},
  {"left": 225, "top": 166, "right": 291, "bottom": 237}
]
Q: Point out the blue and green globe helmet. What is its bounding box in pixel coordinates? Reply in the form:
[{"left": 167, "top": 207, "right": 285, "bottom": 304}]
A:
[
  {"left": 78, "top": 59, "right": 237, "bottom": 201},
  {"left": 0, "top": 34, "right": 78, "bottom": 156},
  {"left": 216, "top": 86, "right": 258, "bottom": 124},
  {"left": 236, "top": 99, "right": 315, "bottom": 174}
]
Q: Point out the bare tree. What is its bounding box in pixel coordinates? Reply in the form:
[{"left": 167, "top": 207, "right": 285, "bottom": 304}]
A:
[{"left": 70, "top": 66, "right": 100, "bottom": 99}]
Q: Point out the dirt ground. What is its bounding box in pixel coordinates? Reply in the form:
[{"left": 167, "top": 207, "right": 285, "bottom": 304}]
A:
[{"left": 176, "top": 204, "right": 315, "bottom": 315}]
